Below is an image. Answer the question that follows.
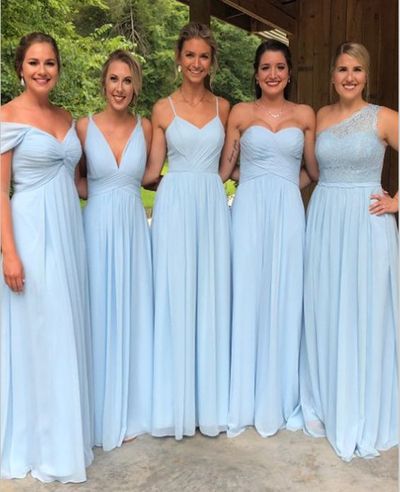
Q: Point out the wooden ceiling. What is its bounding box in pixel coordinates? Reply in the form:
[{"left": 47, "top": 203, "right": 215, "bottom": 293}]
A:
[{"left": 178, "top": 0, "right": 298, "bottom": 36}]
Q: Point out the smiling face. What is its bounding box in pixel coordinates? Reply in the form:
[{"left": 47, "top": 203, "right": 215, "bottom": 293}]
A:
[
  {"left": 104, "top": 60, "right": 135, "bottom": 112},
  {"left": 332, "top": 53, "right": 367, "bottom": 102},
  {"left": 178, "top": 37, "right": 212, "bottom": 84},
  {"left": 21, "top": 42, "right": 59, "bottom": 94},
  {"left": 255, "top": 50, "right": 290, "bottom": 97}
]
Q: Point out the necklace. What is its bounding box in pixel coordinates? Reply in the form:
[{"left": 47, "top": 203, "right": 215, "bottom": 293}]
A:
[
  {"left": 256, "top": 101, "right": 286, "bottom": 119},
  {"left": 179, "top": 87, "right": 207, "bottom": 107}
]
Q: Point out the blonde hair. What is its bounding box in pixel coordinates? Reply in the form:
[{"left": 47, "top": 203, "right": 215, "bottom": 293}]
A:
[
  {"left": 331, "top": 41, "right": 370, "bottom": 100},
  {"left": 101, "top": 50, "right": 142, "bottom": 106}
]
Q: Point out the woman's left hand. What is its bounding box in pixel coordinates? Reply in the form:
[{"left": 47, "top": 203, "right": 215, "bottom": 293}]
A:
[{"left": 369, "top": 191, "right": 399, "bottom": 215}]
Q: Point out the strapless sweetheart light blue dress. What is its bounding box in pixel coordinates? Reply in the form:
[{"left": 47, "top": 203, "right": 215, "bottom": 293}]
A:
[
  {"left": 300, "top": 104, "right": 398, "bottom": 461},
  {"left": 1, "top": 122, "right": 93, "bottom": 482},
  {"left": 151, "top": 97, "right": 231, "bottom": 439},
  {"left": 228, "top": 125, "right": 305, "bottom": 437},
  {"left": 83, "top": 116, "right": 153, "bottom": 451}
]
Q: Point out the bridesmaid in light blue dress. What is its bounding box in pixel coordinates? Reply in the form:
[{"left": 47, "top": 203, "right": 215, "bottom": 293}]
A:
[
  {"left": 76, "top": 51, "right": 153, "bottom": 451},
  {"left": 1, "top": 33, "right": 93, "bottom": 482},
  {"left": 300, "top": 42, "right": 398, "bottom": 461},
  {"left": 143, "top": 23, "right": 231, "bottom": 439},
  {"left": 219, "top": 40, "right": 318, "bottom": 438}
]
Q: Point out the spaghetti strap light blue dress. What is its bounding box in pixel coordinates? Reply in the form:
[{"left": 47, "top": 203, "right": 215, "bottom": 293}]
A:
[
  {"left": 83, "top": 116, "right": 153, "bottom": 451},
  {"left": 0, "top": 122, "right": 93, "bottom": 483},
  {"left": 228, "top": 125, "right": 305, "bottom": 437},
  {"left": 300, "top": 104, "right": 398, "bottom": 461},
  {"left": 151, "top": 97, "right": 231, "bottom": 439}
]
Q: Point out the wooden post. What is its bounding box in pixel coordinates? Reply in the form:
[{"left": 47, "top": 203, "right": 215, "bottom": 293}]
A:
[{"left": 189, "top": 0, "right": 211, "bottom": 26}]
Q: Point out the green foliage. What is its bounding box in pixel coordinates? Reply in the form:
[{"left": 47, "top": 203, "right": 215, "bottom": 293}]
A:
[
  {"left": 2, "top": 0, "right": 259, "bottom": 113},
  {"left": 212, "top": 19, "right": 260, "bottom": 104},
  {"left": 2, "top": 0, "right": 259, "bottom": 206},
  {"left": 1, "top": 0, "right": 139, "bottom": 117}
]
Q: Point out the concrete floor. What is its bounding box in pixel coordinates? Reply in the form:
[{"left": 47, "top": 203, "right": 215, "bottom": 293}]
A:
[{"left": 1, "top": 429, "right": 397, "bottom": 492}]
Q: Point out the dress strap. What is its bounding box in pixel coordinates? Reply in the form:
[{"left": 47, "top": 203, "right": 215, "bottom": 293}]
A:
[
  {"left": 215, "top": 96, "right": 219, "bottom": 117},
  {"left": 168, "top": 96, "right": 177, "bottom": 116}
]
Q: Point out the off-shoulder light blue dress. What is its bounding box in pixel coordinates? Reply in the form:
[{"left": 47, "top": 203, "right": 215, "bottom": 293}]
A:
[
  {"left": 0, "top": 122, "right": 93, "bottom": 483},
  {"left": 83, "top": 116, "right": 153, "bottom": 451},
  {"left": 151, "top": 97, "right": 231, "bottom": 439},
  {"left": 228, "top": 125, "right": 305, "bottom": 437},
  {"left": 300, "top": 104, "right": 398, "bottom": 461}
]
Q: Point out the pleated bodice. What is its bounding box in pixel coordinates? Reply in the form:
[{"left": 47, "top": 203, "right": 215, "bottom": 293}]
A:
[
  {"left": 165, "top": 97, "right": 224, "bottom": 175},
  {"left": 239, "top": 126, "right": 304, "bottom": 185},
  {"left": 85, "top": 116, "right": 145, "bottom": 198},
  {"left": 0, "top": 122, "right": 81, "bottom": 193}
]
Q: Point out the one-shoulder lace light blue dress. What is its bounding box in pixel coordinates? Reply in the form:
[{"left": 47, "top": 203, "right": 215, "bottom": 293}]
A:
[
  {"left": 0, "top": 123, "right": 93, "bottom": 482},
  {"left": 151, "top": 97, "right": 231, "bottom": 439},
  {"left": 228, "top": 125, "right": 305, "bottom": 437},
  {"left": 300, "top": 104, "right": 398, "bottom": 461},
  {"left": 83, "top": 116, "right": 153, "bottom": 451}
]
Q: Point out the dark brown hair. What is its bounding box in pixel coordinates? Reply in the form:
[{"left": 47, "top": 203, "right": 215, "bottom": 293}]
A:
[
  {"left": 15, "top": 32, "right": 60, "bottom": 77},
  {"left": 253, "top": 40, "right": 292, "bottom": 100}
]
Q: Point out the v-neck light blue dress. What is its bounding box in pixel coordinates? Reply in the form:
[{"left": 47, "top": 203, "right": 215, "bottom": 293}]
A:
[
  {"left": 300, "top": 104, "right": 398, "bottom": 461},
  {"left": 228, "top": 125, "right": 305, "bottom": 437},
  {"left": 151, "top": 97, "right": 231, "bottom": 439},
  {"left": 1, "top": 122, "right": 93, "bottom": 483},
  {"left": 83, "top": 116, "right": 153, "bottom": 451}
]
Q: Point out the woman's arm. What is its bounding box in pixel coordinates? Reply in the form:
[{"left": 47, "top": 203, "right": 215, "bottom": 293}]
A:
[
  {"left": 219, "top": 104, "right": 243, "bottom": 183},
  {"left": 301, "top": 104, "right": 319, "bottom": 184},
  {"left": 369, "top": 107, "right": 398, "bottom": 215},
  {"left": 142, "top": 101, "right": 167, "bottom": 187},
  {"left": 141, "top": 116, "right": 153, "bottom": 155},
  {"left": 75, "top": 117, "right": 89, "bottom": 199},
  {"left": 1, "top": 150, "right": 25, "bottom": 292}
]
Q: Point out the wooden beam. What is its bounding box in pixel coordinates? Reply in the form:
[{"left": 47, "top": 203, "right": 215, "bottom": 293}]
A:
[
  {"left": 220, "top": 0, "right": 296, "bottom": 34},
  {"left": 211, "top": 1, "right": 269, "bottom": 32},
  {"left": 189, "top": 0, "right": 211, "bottom": 25},
  {"left": 180, "top": 0, "right": 270, "bottom": 33}
]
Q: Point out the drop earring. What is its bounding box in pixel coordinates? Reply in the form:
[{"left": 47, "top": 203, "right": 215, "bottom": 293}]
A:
[
  {"left": 20, "top": 76, "right": 25, "bottom": 87},
  {"left": 177, "top": 65, "right": 182, "bottom": 73}
]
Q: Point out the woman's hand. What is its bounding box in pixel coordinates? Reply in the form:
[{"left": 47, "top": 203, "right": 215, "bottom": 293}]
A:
[
  {"left": 369, "top": 191, "right": 399, "bottom": 215},
  {"left": 3, "top": 252, "right": 25, "bottom": 292}
]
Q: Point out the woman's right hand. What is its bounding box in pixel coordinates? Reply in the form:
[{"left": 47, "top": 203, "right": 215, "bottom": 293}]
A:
[{"left": 3, "top": 252, "right": 25, "bottom": 292}]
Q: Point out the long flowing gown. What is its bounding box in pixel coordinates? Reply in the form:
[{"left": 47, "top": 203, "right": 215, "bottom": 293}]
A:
[
  {"left": 300, "top": 104, "right": 398, "bottom": 461},
  {"left": 0, "top": 122, "right": 93, "bottom": 483},
  {"left": 228, "top": 125, "right": 305, "bottom": 437},
  {"left": 83, "top": 116, "right": 153, "bottom": 451},
  {"left": 151, "top": 97, "right": 231, "bottom": 439}
]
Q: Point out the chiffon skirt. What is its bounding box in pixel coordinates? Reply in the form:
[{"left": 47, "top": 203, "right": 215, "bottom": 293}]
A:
[
  {"left": 228, "top": 174, "right": 304, "bottom": 437},
  {"left": 84, "top": 189, "right": 153, "bottom": 451},
  {"left": 300, "top": 182, "right": 398, "bottom": 461},
  {"left": 1, "top": 169, "right": 93, "bottom": 482},
  {"left": 151, "top": 172, "right": 231, "bottom": 439}
]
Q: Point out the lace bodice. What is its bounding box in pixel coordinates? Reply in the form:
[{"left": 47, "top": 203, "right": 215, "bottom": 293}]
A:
[{"left": 316, "top": 104, "right": 386, "bottom": 183}]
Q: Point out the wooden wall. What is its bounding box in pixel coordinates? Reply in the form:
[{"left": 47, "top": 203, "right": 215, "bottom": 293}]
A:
[{"left": 293, "top": 0, "right": 398, "bottom": 203}]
